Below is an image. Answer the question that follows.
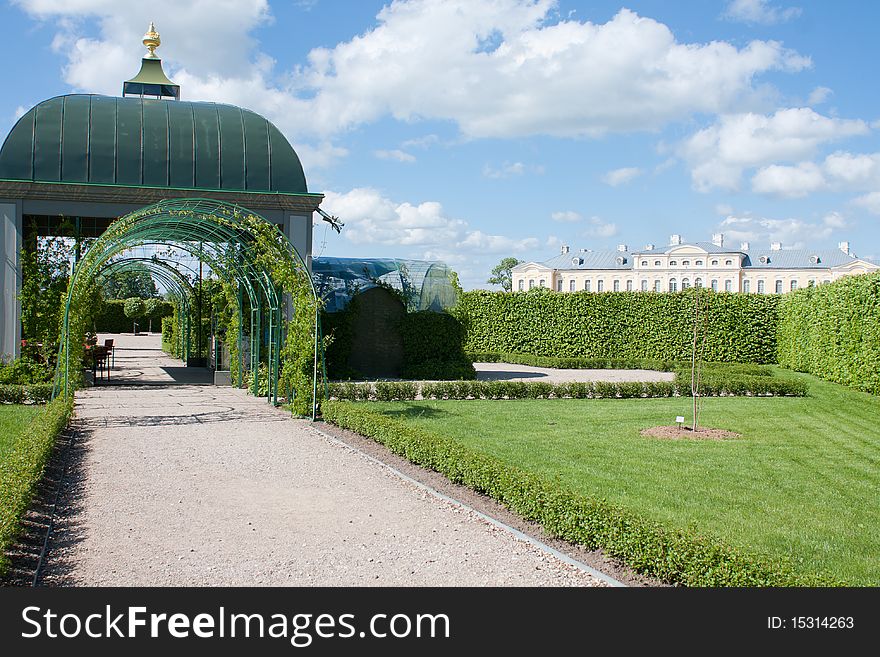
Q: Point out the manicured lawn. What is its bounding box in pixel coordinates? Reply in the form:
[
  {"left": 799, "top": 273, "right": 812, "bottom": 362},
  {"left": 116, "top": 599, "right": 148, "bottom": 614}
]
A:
[
  {"left": 0, "top": 405, "right": 43, "bottom": 462},
  {"left": 369, "top": 368, "right": 880, "bottom": 585}
]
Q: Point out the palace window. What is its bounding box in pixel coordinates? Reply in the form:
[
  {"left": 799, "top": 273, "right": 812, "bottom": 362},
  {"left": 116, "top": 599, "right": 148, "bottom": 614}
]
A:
[
  {"left": 585, "top": 280, "right": 591, "bottom": 292},
  {"left": 613, "top": 280, "right": 620, "bottom": 292},
  {"left": 641, "top": 260, "right": 648, "bottom": 267},
  {"left": 743, "top": 280, "right": 751, "bottom": 293},
  {"left": 654, "top": 260, "right": 661, "bottom": 266},
  {"left": 725, "top": 259, "right": 733, "bottom": 266},
  {"left": 557, "top": 279, "right": 563, "bottom": 291},
  {"left": 569, "top": 279, "right": 576, "bottom": 292},
  {"left": 529, "top": 279, "right": 535, "bottom": 289},
  {"left": 757, "top": 280, "right": 765, "bottom": 293},
  {"left": 695, "top": 260, "right": 703, "bottom": 266},
  {"left": 695, "top": 278, "right": 703, "bottom": 288},
  {"left": 597, "top": 280, "right": 604, "bottom": 292},
  {"left": 711, "top": 259, "right": 719, "bottom": 266},
  {"left": 790, "top": 280, "right": 798, "bottom": 291},
  {"left": 682, "top": 260, "right": 690, "bottom": 266},
  {"left": 711, "top": 279, "right": 718, "bottom": 292},
  {"left": 539, "top": 279, "right": 546, "bottom": 288},
  {"left": 670, "top": 260, "right": 677, "bottom": 266},
  {"left": 724, "top": 280, "right": 732, "bottom": 292},
  {"left": 654, "top": 279, "right": 661, "bottom": 292},
  {"left": 775, "top": 280, "right": 783, "bottom": 294},
  {"left": 518, "top": 280, "right": 524, "bottom": 291},
  {"left": 682, "top": 278, "right": 691, "bottom": 289},
  {"left": 626, "top": 280, "right": 633, "bottom": 291},
  {"left": 669, "top": 279, "right": 678, "bottom": 292},
  {"left": 641, "top": 280, "right": 648, "bottom": 291}
]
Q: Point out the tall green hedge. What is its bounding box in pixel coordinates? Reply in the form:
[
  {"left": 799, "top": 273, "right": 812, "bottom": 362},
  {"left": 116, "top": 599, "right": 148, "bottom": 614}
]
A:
[
  {"left": 400, "top": 312, "right": 475, "bottom": 380},
  {"left": 778, "top": 273, "right": 880, "bottom": 393},
  {"left": 453, "top": 289, "right": 780, "bottom": 364},
  {"left": 94, "top": 299, "right": 173, "bottom": 333}
]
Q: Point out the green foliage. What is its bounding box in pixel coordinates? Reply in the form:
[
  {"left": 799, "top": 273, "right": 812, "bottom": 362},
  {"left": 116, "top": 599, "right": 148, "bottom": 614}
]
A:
[
  {"left": 487, "top": 257, "right": 522, "bottom": 292},
  {"left": 100, "top": 264, "right": 159, "bottom": 299},
  {"left": 0, "top": 384, "right": 54, "bottom": 404},
  {"left": 322, "top": 400, "right": 835, "bottom": 586},
  {"left": 778, "top": 273, "right": 880, "bottom": 393},
  {"left": 0, "top": 359, "right": 54, "bottom": 384},
  {"left": 400, "top": 312, "right": 476, "bottom": 380},
  {"left": 0, "top": 396, "right": 73, "bottom": 575},
  {"left": 95, "top": 299, "right": 173, "bottom": 333},
  {"left": 123, "top": 297, "right": 146, "bottom": 320},
  {"left": 454, "top": 288, "right": 781, "bottom": 363},
  {"left": 468, "top": 351, "right": 679, "bottom": 371}
]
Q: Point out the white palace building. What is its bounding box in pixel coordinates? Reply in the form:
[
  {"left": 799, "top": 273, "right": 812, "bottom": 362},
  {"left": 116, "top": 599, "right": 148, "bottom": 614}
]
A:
[{"left": 512, "top": 234, "right": 879, "bottom": 294}]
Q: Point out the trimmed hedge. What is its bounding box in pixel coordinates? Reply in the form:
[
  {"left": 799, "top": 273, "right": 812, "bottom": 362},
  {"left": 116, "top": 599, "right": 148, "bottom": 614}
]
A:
[
  {"left": 327, "top": 376, "right": 806, "bottom": 401},
  {"left": 321, "top": 401, "right": 836, "bottom": 586},
  {"left": 778, "top": 273, "right": 880, "bottom": 394},
  {"left": 94, "top": 299, "right": 173, "bottom": 333},
  {"left": 0, "top": 396, "right": 74, "bottom": 575},
  {"left": 0, "top": 384, "right": 54, "bottom": 404},
  {"left": 400, "top": 312, "right": 475, "bottom": 380},
  {"left": 454, "top": 289, "right": 780, "bottom": 364}
]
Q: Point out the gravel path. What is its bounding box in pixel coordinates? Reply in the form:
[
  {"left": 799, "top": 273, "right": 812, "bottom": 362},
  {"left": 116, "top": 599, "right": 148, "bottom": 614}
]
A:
[
  {"left": 475, "top": 362, "right": 674, "bottom": 383},
  {"left": 42, "top": 336, "right": 607, "bottom": 587}
]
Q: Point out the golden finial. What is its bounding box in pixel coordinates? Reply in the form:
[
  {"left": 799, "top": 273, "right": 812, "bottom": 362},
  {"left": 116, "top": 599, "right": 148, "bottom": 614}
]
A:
[{"left": 143, "top": 22, "right": 161, "bottom": 59}]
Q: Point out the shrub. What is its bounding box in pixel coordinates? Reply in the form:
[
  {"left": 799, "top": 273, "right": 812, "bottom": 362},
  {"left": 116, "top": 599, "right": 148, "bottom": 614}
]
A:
[
  {"left": 95, "top": 299, "right": 173, "bottom": 333},
  {"left": 399, "top": 312, "right": 476, "bottom": 380},
  {"left": 454, "top": 289, "right": 780, "bottom": 364},
  {"left": 321, "top": 401, "right": 837, "bottom": 586},
  {"left": 0, "top": 396, "right": 73, "bottom": 575},
  {"left": 0, "top": 384, "right": 53, "bottom": 404}
]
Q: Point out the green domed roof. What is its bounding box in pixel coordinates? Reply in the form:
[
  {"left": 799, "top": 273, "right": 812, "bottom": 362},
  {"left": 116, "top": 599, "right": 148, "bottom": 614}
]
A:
[{"left": 0, "top": 94, "right": 308, "bottom": 194}]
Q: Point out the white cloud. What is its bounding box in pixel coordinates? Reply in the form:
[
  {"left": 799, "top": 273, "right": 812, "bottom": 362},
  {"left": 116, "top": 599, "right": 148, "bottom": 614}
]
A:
[
  {"left": 374, "top": 149, "right": 416, "bottom": 163},
  {"left": 321, "top": 188, "right": 539, "bottom": 255},
  {"left": 483, "top": 161, "right": 525, "bottom": 179},
  {"left": 681, "top": 108, "right": 869, "bottom": 191},
  {"left": 807, "top": 86, "right": 833, "bottom": 105},
  {"left": 723, "top": 0, "right": 802, "bottom": 25},
  {"left": 583, "top": 216, "right": 618, "bottom": 238},
  {"left": 295, "top": 142, "right": 349, "bottom": 171},
  {"left": 551, "top": 210, "right": 582, "bottom": 223},
  {"left": 16, "top": 1, "right": 812, "bottom": 143},
  {"left": 715, "top": 203, "right": 734, "bottom": 216},
  {"left": 751, "top": 162, "right": 825, "bottom": 197},
  {"left": 401, "top": 134, "right": 440, "bottom": 149},
  {"left": 717, "top": 212, "right": 847, "bottom": 247},
  {"left": 750, "top": 150, "right": 880, "bottom": 197},
  {"left": 601, "top": 167, "right": 643, "bottom": 187},
  {"left": 853, "top": 192, "right": 880, "bottom": 215}
]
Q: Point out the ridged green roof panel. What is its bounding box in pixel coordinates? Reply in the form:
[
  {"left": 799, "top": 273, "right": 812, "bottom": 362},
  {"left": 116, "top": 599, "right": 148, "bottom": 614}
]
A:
[{"left": 0, "top": 94, "right": 308, "bottom": 194}]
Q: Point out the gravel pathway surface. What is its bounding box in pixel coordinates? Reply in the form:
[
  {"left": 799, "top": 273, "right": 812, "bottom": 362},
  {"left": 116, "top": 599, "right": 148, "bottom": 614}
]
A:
[
  {"left": 42, "top": 336, "right": 607, "bottom": 587},
  {"left": 475, "top": 362, "right": 675, "bottom": 383}
]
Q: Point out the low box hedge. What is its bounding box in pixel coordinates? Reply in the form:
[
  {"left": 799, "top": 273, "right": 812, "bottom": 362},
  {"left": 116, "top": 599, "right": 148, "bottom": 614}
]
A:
[
  {"left": 0, "top": 395, "right": 74, "bottom": 575},
  {"left": 327, "top": 376, "right": 806, "bottom": 402},
  {"left": 321, "top": 401, "right": 837, "bottom": 586},
  {"left": 0, "top": 383, "right": 54, "bottom": 404}
]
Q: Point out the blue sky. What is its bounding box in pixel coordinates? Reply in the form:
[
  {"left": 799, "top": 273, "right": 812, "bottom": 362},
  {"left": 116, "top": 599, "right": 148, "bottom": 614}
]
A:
[{"left": 3, "top": 0, "right": 879, "bottom": 289}]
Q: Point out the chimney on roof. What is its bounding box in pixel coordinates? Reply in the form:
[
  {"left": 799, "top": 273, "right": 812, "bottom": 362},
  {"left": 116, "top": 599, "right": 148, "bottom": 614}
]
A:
[
  {"left": 740, "top": 241, "right": 750, "bottom": 251},
  {"left": 617, "top": 244, "right": 628, "bottom": 252},
  {"left": 669, "top": 234, "right": 682, "bottom": 246},
  {"left": 644, "top": 243, "right": 655, "bottom": 251},
  {"left": 838, "top": 241, "right": 850, "bottom": 255},
  {"left": 711, "top": 233, "right": 724, "bottom": 248},
  {"left": 561, "top": 245, "right": 570, "bottom": 255},
  {"left": 770, "top": 241, "right": 782, "bottom": 251}
]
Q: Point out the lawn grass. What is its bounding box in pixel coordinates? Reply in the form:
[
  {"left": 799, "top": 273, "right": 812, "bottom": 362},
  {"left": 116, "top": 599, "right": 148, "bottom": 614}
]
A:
[
  {"left": 368, "top": 368, "right": 880, "bottom": 585},
  {"left": 0, "top": 405, "right": 43, "bottom": 461}
]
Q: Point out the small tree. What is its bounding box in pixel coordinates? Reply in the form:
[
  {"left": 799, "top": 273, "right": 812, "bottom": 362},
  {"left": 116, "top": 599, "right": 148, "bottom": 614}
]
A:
[
  {"left": 488, "top": 257, "right": 522, "bottom": 292},
  {"left": 144, "top": 298, "right": 163, "bottom": 333},
  {"left": 124, "top": 297, "right": 146, "bottom": 334}
]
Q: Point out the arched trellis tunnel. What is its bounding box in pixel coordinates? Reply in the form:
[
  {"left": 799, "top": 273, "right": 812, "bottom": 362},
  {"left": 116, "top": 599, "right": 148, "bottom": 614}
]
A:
[{"left": 55, "top": 198, "right": 323, "bottom": 419}]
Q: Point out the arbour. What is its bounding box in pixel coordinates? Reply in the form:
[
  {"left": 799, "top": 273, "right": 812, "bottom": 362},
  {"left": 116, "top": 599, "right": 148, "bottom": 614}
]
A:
[{"left": 55, "top": 198, "right": 323, "bottom": 417}]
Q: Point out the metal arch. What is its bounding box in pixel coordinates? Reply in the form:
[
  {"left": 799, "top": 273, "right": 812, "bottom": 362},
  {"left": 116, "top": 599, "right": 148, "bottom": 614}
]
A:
[{"left": 55, "top": 198, "right": 321, "bottom": 418}]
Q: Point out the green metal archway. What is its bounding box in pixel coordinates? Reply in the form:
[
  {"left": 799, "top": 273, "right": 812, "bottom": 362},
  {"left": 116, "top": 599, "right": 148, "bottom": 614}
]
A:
[{"left": 55, "top": 198, "right": 322, "bottom": 418}]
